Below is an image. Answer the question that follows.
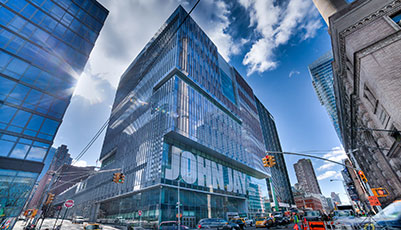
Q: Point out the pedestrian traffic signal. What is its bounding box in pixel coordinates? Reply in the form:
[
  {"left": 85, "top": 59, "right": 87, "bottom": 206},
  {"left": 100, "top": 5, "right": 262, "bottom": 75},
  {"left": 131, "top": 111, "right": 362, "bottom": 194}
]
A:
[
  {"left": 358, "top": 170, "right": 368, "bottom": 183},
  {"left": 113, "top": 173, "right": 125, "bottom": 184},
  {"left": 45, "top": 193, "right": 55, "bottom": 205},
  {"left": 372, "top": 187, "right": 389, "bottom": 197}
]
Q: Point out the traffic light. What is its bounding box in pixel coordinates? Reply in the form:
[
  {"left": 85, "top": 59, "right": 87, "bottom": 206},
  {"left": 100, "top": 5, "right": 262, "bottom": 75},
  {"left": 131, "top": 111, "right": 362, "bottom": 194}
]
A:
[
  {"left": 372, "top": 187, "right": 389, "bottom": 197},
  {"left": 119, "top": 173, "right": 125, "bottom": 183},
  {"left": 45, "top": 193, "right": 55, "bottom": 205},
  {"left": 113, "top": 173, "right": 125, "bottom": 184},
  {"left": 113, "top": 173, "right": 121, "bottom": 183},
  {"left": 268, "top": 156, "right": 276, "bottom": 167},
  {"left": 262, "top": 156, "right": 270, "bottom": 167},
  {"left": 358, "top": 170, "right": 368, "bottom": 183}
]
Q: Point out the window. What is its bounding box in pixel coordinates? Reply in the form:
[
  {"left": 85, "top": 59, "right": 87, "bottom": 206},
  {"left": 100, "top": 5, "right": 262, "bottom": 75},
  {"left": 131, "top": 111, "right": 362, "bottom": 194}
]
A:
[
  {"left": 11, "top": 110, "right": 31, "bottom": 127},
  {"left": 0, "top": 105, "right": 18, "bottom": 124},
  {"left": 363, "top": 84, "right": 377, "bottom": 110},
  {"left": 40, "top": 118, "right": 59, "bottom": 135},
  {"left": 0, "top": 77, "right": 16, "bottom": 100},
  {"left": 376, "top": 105, "right": 390, "bottom": 126},
  {"left": 0, "top": 139, "right": 15, "bottom": 157},
  {"left": 6, "top": 58, "right": 29, "bottom": 76},
  {"left": 391, "top": 11, "right": 401, "bottom": 26},
  {"left": 26, "top": 146, "right": 47, "bottom": 162},
  {"left": 27, "top": 114, "right": 44, "bottom": 131},
  {"left": 9, "top": 143, "right": 30, "bottom": 159}
]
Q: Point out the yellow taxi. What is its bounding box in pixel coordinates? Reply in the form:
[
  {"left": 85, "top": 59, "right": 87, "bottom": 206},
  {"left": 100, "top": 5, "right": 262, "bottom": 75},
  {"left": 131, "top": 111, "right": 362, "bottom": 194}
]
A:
[
  {"left": 231, "top": 217, "right": 246, "bottom": 224},
  {"left": 84, "top": 223, "right": 102, "bottom": 230},
  {"left": 255, "top": 217, "right": 274, "bottom": 228}
]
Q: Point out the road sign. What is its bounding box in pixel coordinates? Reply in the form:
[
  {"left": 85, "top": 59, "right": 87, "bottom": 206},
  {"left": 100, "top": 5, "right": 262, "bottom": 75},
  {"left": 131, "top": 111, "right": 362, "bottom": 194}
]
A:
[
  {"left": 138, "top": 210, "right": 142, "bottom": 216},
  {"left": 368, "top": 196, "right": 381, "bottom": 206},
  {"left": 372, "top": 187, "right": 389, "bottom": 197},
  {"left": 64, "top": 199, "right": 74, "bottom": 208}
]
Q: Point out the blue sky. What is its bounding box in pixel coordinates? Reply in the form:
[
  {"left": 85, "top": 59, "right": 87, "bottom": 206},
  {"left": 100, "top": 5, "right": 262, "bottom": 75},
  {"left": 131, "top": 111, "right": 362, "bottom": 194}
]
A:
[{"left": 53, "top": 0, "right": 348, "bottom": 203}]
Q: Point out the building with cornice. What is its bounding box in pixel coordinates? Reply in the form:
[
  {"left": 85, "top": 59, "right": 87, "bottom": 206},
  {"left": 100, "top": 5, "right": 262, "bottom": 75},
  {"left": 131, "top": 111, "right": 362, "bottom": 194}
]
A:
[{"left": 314, "top": 0, "right": 401, "bottom": 207}]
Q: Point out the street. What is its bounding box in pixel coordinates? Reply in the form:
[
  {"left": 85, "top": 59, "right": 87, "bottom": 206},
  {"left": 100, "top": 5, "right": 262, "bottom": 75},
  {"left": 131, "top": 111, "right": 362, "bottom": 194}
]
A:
[
  {"left": 13, "top": 219, "right": 120, "bottom": 230},
  {"left": 13, "top": 219, "right": 297, "bottom": 230}
]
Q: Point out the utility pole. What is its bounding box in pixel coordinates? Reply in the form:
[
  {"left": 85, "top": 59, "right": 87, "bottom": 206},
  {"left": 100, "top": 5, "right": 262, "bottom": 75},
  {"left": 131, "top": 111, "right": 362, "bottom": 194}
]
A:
[{"left": 348, "top": 150, "right": 382, "bottom": 212}]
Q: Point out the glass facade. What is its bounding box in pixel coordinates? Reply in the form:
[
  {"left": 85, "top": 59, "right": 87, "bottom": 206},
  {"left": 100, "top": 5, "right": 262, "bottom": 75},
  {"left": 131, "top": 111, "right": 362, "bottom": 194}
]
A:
[
  {"left": 0, "top": 0, "right": 108, "bottom": 223},
  {"left": 308, "top": 51, "right": 342, "bottom": 142},
  {"left": 55, "top": 6, "right": 287, "bottom": 226},
  {"left": 255, "top": 98, "right": 294, "bottom": 207}
]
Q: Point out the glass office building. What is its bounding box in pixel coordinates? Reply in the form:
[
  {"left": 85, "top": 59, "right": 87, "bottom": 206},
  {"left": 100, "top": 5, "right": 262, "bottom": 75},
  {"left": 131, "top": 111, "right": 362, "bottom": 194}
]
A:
[
  {"left": 0, "top": 0, "right": 107, "bottom": 225},
  {"left": 55, "top": 6, "right": 281, "bottom": 227},
  {"left": 308, "top": 52, "right": 342, "bottom": 142},
  {"left": 255, "top": 98, "right": 294, "bottom": 208}
]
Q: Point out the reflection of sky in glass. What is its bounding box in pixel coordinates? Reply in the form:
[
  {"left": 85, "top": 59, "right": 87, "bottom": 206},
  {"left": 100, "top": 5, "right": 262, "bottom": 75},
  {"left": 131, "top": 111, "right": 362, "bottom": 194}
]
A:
[
  {"left": 9, "top": 144, "right": 30, "bottom": 159},
  {"left": 26, "top": 146, "right": 47, "bottom": 162}
]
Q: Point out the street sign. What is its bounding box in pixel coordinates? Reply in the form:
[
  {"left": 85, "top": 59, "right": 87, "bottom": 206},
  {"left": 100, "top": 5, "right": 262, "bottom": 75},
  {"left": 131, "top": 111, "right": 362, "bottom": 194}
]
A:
[
  {"left": 138, "top": 210, "right": 142, "bottom": 216},
  {"left": 368, "top": 196, "right": 381, "bottom": 206},
  {"left": 372, "top": 187, "right": 389, "bottom": 197},
  {"left": 64, "top": 199, "right": 74, "bottom": 208}
]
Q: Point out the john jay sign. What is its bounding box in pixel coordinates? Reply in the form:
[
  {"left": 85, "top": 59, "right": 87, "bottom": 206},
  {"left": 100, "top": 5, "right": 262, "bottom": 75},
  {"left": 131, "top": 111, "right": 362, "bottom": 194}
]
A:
[{"left": 164, "top": 146, "right": 248, "bottom": 195}]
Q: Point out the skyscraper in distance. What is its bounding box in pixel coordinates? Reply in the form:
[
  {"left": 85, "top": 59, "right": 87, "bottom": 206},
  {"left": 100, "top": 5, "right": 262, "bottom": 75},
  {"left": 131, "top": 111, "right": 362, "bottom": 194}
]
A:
[
  {"left": 308, "top": 51, "right": 342, "bottom": 143},
  {"left": 0, "top": 0, "right": 108, "bottom": 225},
  {"left": 54, "top": 5, "right": 290, "bottom": 224},
  {"left": 294, "top": 158, "right": 322, "bottom": 195}
]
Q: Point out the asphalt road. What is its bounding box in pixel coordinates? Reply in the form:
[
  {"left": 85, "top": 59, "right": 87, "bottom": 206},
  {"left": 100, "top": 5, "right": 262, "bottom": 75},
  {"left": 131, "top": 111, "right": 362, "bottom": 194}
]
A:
[
  {"left": 13, "top": 219, "right": 120, "bottom": 230},
  {"left": 13, "top": 220, "right": 296, "bottom": 230}
]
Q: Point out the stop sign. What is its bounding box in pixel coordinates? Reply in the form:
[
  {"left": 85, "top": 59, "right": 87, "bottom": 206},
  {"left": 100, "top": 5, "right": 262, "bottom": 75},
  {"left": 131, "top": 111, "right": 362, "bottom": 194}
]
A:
[
  {"left": 64, "top": 199, "right": 74, "bottom": 208},
  {"left": 138, "top": 210, "right": 142, "bottom": 216}
]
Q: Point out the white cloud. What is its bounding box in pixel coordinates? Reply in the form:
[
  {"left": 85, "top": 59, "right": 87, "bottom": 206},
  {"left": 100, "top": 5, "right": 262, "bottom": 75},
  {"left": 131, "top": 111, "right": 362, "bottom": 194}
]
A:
[
  {"left": 240, "top": 0, "right": 323, "bottom": 75},
  {"left": 73, "top": 160, "right": 88, "bottom": 167},
  {"left": 72, "top": 0, "right": 240, "bottom": 102},
  {"left": 317, "top": 170, "right": 340, "bottom": 180},
  {"left": 317, "top": 147, "right": 347, "bottom": 171},
  {"left": 190, "top": 0, "right": 244, "bottom": 61},
  {"left": 289, "top": 70, "right": 300, "bottom": 78}
]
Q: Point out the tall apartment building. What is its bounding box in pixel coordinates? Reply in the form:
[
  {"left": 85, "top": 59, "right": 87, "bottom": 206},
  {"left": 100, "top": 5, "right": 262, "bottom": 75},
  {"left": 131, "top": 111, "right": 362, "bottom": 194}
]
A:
[
  {"left": 308, "top": 51, "right": 342, "bottom": 142},
  {"left": 0, "top": 0, "right": 108, "bottom": 225},
  {"left": 256, "top": 98, "right": 294, "bottom": 208},
  {"left": 313, "top": 0, "right": 401, "bottom": 206},
  {"left": 294, "top": 159, "right": 322, "bottom": 195},
  {"left": 54, "top": 6, "right": 291, "bottom": 226},
  {"left": 28, "top": 144, "right": 72, "bottom": 209}
]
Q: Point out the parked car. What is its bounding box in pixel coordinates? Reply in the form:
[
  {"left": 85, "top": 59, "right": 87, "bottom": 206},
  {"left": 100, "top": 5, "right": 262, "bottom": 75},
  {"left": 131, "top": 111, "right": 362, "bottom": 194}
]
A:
[
  {"left": 84, "top": 223, "right": 103, "bottom": 230},
  {"left": 198, "top": 218, "right": 240, "bottom": 230},
  {"left": 159, "top": 221, "right": 189, "bottom": 230},
  {"left": 72, "top": 216, "right": 85, "bottom": 224}
]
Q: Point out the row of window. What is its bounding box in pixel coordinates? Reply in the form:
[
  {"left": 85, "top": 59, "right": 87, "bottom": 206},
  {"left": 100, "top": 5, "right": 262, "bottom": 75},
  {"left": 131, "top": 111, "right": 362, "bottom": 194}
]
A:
[
  {"left": 0, "top": 133, "right": 49, "bottom": 162},
  {"left": 0, "top": 5, "right": 93, "bottom": 71},
  {"left": 0, "top": 104, "right": 60, "bottom": 140}
]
